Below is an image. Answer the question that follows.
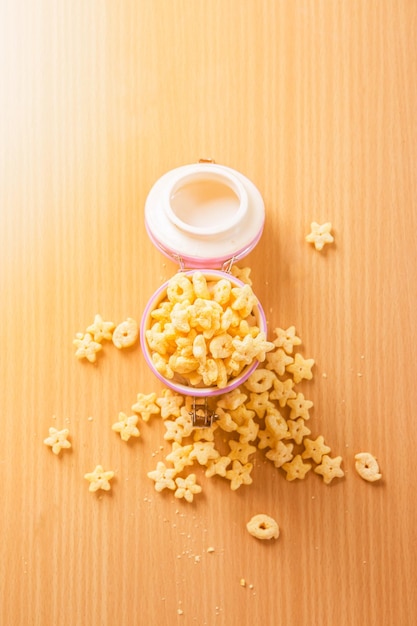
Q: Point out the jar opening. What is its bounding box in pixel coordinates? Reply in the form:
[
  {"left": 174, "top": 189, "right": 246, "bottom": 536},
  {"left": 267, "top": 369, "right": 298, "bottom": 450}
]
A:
[{"left": 167, "top": 172, "right": 247, "bottom": 236}]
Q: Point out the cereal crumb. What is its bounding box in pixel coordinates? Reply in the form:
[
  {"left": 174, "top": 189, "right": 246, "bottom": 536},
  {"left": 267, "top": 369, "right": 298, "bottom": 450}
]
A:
[
  {"left": 207, "top": 547, "right": 215, "bottom": 553},
  {"left": 240, "top": 578, "right": 246, "bottom": 587}
]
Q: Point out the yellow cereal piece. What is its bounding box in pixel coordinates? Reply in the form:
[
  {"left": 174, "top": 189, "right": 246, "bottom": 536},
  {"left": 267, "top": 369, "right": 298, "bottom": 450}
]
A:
[
  {"left": 214, "top": 408, "right": 238, "bottom": 432},
  {"left": 131, "top": 392, "right": 160, "bottom": 422},
  {"left": 236, "top": 418, "right": 259, "bottom": 443},
  {"left": 231, "top": 284, "right": 258, "bottom": 318},
  {"left": 84, "top": 465, "right": 115, "bottom": 492},
  {"left": 170, "top": 302, "right": 191, "bottom": 333},
  {"left": 214, "top": 358, "right": 228, "bottom": 388},
  {"left": 257, "top": 428, "right": 277, "bottom": 450},
  {"left": 165, "top": 442, "right": 194, "bottom": 472},
  {"left": 314, "top": 455, "right": 344, "bottom": 484},
  {"left": 73, "top": 332, "right": 103, "bottom": 363},
  {"left": 192, "top": 334, "right": 207, "bottom": 363},
  {"left": 230, "top": 265, "right": 252, "bottom": 285},
  {"left": 147, "top": 461, "right": 177, "bottom": 492},
  {"left": 266, "top": 441, "right": 294, "bottom": 468},
  {"left": 111, "top": 412, "right": 140, "bottom": 441},
  {"left": 170, "top": 354, "right": 200, "bottom": 375},
  {"left": 301, "top": 436, "right": 331, "bottom": 464},
  {"left": 217, "top": 388, "right": 248, "bottom": 411},
  {"left": 198, "top": 358, "right": 219, "bottom": 386},
  {"left": 167, "top": 273, "right": 195, "bottom": 303},
  {"left": 43, "top": 427, "right": 71, "bottom": 455},
  {"left": 193, "top": 423, "right": 217, "bottom": 442},
  {"left": 286, "top": 418, "right": 311, "bottom": 445},
  {"left": 286, "top": 353, "right": 315, "bottom": 383},
  {"left": 229, "top": 406, "right": 256, "bottom": 427},
  {"left": 265, "top": 410, "right": 290, "bottom": 440},
  {"left": 282, "top": 454, "right": 312, "bottom": 481},
  {"left": 189, "top": 441, "right": 220, "bottom": 465},
  {"left": 112, "top": 317, "right": 139, "bottom": 349},
  {"left": 228, "top": 440, "right": 257, "bottom": 464},
  {"left": 265, "top": 347, "right": 294, "bottom": 376},
  {"left": 225, "top": 460, "right": 253, "bottom": 490},
  {"left": 150, "top": 301, "right": 173, "bottom": 324},
  {"left": 164, "top": 410, "right": 194, "bottom": 443},
  {"left": 272, "top": 326, "right": 302, "bottom": 354},
  {"left": 209, "top": 333, "right": 233, "bottom": 359},
  {"left": 192, "top": 271, "right": 210, "bottom": 299},
  {"left": 174, "top": 474, "right": 202, "bottom": 502},
  {"left": 269, "top": 377, "right": 297, "bottom": 407},
  {"left": 156, "top": 389, "right": 184, "bottom": 419},
  {"left": 146, "top": 323, "right": 171, "bottom": 355},
  {"left": 246, "top": 514, "right": 279, "bottom": 540},
  {"left": 305, "top": 221, "right": 334, "bottom": 251},
  {"left": 152, "top": 353, "right": 174, "bottom": 379},
  {"left": 354, "top": 452, "right": 382, "bottom": 482},
  {"left": 246, "top": 392, "right": 275, "bottom": 419},
  {"left": 244, "top": 368, "right": 277, "bottom": 393},
  {"left": 212, "top": 278, "right": 232, "bottom": 305},
  {"left": 287, "top": 393, "right": 314, "bottom": 420},
  {"left": 86, "top": 314, "right": 115, "bottom": 342},
  {"left": 205, "top": 456, "right": 232, "bottom": 478}
]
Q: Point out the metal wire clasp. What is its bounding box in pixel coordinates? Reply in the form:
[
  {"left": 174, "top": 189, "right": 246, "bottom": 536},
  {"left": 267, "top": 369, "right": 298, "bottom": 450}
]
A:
[{"left": 189, "top": 397, "right": 218, "bottom": 428}]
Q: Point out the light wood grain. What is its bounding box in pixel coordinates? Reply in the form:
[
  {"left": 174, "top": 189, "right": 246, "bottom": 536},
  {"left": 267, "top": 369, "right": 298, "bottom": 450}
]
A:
[{"left": 1, "top": 1, "right": 417, "bottom": 625}]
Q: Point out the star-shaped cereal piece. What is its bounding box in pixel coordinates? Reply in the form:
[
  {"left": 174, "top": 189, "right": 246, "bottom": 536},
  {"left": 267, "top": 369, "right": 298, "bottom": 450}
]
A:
[
  {"left": 265, "top": 348, "right": 294, "bottom": 376},
  {"left": 305, "top": 221, "right": 334, "bottom": 251},
  {"left": 174, "top": 474, "right": 202, "bottom": 503},
  {"left": 147, "top": 461, "right": 177, "bottom": 492},
  {"left": 84, "top": 465, "right": 115, "bottom": 492},
  {"left": 231, "top": 284, "right": 258, "bottom": 318},
  {"left": 246, "top": 392, "right": 275, "bottom": 419},
  {"left": 282, "top": 454, "right": 312, "bottom": 481},
  {"left": 165, "top": 442, "right": 194, "bottom": 473},
  {"left": 205, "top": 456, "right": 231, "bottom": 478},
  {"left": 193, "top": 423, "right": 218, "bottom": 442},
  {"left": 286, "top": 418, "right": 311, "bottom": 445},
  {"left": 272, "top": 326, "right": 302, "bottom": 354},
  {"left": 44, "top": 427, "right": 71, "bottom": 455},
  {"left": 257, "top": 428, "right": 277, "bottom": 450},
  {"left": 131, "top": 392, "right": 160, "bottom": 422},
  {"left": 266, "top": 441, "right": 294, "bottom": 468},
  {"left": 215, "top": 408, "right": 238, "bottom": 432},
  {"left": 156, "top": 389, "right": 184, "bottom": 419},
  {"left": 73, "top": 333, "right": 102, "bottom": 363},
  {"left": 111, "top": 412, "right": 140, "bottom": 442},
  {"left": 189, "top": 441, "right": 219, "bottom": 465},
  {"left": 236, "top": 418, "right": 259, "bottom": 443},
  {"left": 301, "top": 435, "right": 331, "bottom": 464},
  {"left": 232, "top": 333, "right": 274, "bottom": 366},
  {"left": 228, "top": 440, "right": 257, "bottom": 464},
  {"left": 270, "top": 377, "right": 297, "bottom": 407},
  {"left": 225, "top": 460, "right": 253, "bottom": 490},
  {"left": 286, "top": 353, "right": 315, "bottom": 383},
  {"left": 217, "top": 388, "right": 248, "bottom": 411},
  {"left": 230, "top": 265, "right": 252, "bottom": 285},
  {"left": 314, "top": 455, "right": 344, "bottom": 484},
  {"left": 287, "top": 393, "right": 314, "bottom": 420},
  {"left": 86, "top": 314, "right": 115, "bottom": 342}
]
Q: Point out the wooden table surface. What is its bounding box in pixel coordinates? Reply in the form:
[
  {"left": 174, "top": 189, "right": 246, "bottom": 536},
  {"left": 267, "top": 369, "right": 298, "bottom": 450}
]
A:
[{"left": 1, "top": 2, "right": 416, "bottom": 625}]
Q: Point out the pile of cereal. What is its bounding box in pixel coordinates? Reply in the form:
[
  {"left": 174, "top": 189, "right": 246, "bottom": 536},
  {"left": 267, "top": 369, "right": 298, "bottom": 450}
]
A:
[{"left": 144, "top": 271, "right": 274, "bottom": 388}]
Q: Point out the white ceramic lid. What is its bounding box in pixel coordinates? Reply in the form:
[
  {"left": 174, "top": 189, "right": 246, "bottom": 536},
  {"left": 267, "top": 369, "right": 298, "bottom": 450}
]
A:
[{"left": 144, "top": 162, "right": 265, "bottom": 269}]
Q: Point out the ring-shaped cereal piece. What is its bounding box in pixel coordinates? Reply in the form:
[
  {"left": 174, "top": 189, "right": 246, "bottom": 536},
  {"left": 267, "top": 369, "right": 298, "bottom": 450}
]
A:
[
  {"left": 112, "top": 318, "right": 139, "bottom": 349},
  {"left": 167, "top": 273, "right": 194, "bottom": 303},
  {"left": 354, "top": 452, "right": 382, "bottom": 482},
  {"left": 246, "top": 514, "right": 279, "bottom": 540},
  {"left": 244, "top": 368, "right": 276, "bottom": 393}
]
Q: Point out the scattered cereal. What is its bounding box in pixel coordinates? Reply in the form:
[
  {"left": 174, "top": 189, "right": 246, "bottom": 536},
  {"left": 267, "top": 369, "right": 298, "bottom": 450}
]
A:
[
  {"left": 131, "top": 392, "right": 160, "bottom": 422},
  {"left": 246, "top": 514, "right": 279, "bottom": 540},
  {"left": 84, "top": 465, "right": 115, "bottom": 492},
  {"left": 282, "top": 454, "right": 312, "bottom": 481},
  {"left": 43, "top": 427, "right": 71, "bottom": 455},
  {"left": 112, "top": 412, "right": 140, "bottom": 441},
  {"left": 305, "top": 221, "right": 334, "bottom": 251},
  {"left": 86, "top": 314, "right": 115, "bottom": 342},
  {"left": 112, "top": 317, "right": 139, "bottom": 349},
  {"left": 174, "top": 474, "right": 202, "bottom": 502},
  {"left": 354, "top": 452, "right": 382, "bottom": 482},
  {"left": 147, "top": 462, "right": 177, "bottom": 492},
  {"left": 314, "top": 455, "right": 344, "bottom": 484},
  {"left": 73, "top": 333, "right": 102, "bottom": 363}
]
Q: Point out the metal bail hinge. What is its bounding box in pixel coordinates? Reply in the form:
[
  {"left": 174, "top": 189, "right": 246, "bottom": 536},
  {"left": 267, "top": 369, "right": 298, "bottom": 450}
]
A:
[{"left": 189, "top": 397, "right": 218, "bottom": 428}]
